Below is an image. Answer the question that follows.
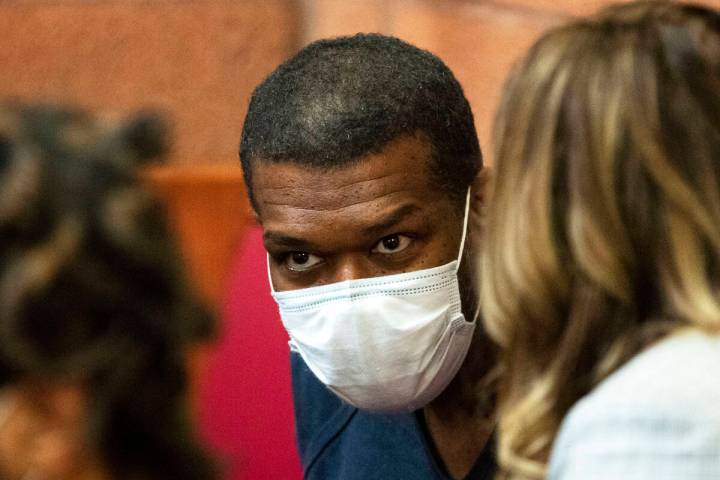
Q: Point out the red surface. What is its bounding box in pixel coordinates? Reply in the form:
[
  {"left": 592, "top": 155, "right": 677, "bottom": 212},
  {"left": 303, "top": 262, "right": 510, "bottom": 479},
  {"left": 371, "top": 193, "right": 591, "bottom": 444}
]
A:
[{"left": 198, "top": 225, "right": 302, "bottom": 480}]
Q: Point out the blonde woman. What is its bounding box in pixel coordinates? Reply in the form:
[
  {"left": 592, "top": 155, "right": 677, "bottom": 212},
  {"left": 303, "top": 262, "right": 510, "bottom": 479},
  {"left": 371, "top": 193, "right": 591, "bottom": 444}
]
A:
[{"left": 481, "top": 2, "right": 720, "bottom": 479}]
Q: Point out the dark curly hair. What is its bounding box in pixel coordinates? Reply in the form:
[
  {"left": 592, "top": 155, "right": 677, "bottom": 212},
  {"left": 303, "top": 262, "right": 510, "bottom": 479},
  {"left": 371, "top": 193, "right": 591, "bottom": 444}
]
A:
[
  {"left": 240, "top": 33, "right": 482, "bottom": 210},
  {"left": 0, "top": 102, "right": 216, "bottom": 479}
]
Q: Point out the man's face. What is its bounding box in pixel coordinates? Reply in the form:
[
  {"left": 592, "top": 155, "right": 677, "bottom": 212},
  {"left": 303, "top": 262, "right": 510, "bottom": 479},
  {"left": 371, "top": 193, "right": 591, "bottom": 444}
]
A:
[{"left": 252, "top": 135, "right": 468, "bottom": 292}]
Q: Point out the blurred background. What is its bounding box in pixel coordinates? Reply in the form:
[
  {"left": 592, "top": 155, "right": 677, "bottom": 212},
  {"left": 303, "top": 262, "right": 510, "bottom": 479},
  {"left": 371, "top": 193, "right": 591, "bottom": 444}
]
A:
[{"left": 1, "top": 1, "right": 717, "bottom": 478}]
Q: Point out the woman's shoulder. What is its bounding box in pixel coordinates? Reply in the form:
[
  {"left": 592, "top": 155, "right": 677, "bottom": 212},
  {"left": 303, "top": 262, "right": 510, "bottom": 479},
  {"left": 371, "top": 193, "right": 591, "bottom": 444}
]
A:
[
  {"left": 548, "top": 331, "right": 720, "bottom": 480},
  {"left": 580, "top": 330, "right": 720, "bottom": 412}
]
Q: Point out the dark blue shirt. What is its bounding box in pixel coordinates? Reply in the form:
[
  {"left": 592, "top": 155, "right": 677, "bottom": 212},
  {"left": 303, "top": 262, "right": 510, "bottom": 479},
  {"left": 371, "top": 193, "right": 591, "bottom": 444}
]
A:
[{"left": 291, "top": 352, "right": 496, "bottom": 480}]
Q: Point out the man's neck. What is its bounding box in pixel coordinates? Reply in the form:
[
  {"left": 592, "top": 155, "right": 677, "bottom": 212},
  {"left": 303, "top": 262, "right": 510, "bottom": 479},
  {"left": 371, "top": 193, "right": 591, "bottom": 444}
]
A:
[{"left": 422, "top": 333, "right": 497, "bottom": 479}]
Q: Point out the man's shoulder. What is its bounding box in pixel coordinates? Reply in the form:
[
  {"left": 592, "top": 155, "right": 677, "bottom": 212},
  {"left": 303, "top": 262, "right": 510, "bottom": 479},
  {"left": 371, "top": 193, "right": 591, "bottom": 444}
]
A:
[
  {"left": 291, "top": 351, "right": 349, "bottom": 441},
  {"left": 290, "top": 353, "right": 451, "bottom": 479}
]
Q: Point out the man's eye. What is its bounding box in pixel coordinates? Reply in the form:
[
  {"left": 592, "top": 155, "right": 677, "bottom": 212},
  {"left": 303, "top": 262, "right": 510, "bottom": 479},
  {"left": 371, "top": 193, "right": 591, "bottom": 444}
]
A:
[
  {"left": 285, "top": 251, "right": 324, "bottom": 272},
  {"left": 371, "top": 234, "right": 412, "bottom": 254}
]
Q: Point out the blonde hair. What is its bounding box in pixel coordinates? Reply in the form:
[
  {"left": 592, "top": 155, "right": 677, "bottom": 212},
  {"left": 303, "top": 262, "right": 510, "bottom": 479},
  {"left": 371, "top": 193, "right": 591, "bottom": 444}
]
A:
[{"left": 481, "top": 2, "right": 720, "bottom": 478}]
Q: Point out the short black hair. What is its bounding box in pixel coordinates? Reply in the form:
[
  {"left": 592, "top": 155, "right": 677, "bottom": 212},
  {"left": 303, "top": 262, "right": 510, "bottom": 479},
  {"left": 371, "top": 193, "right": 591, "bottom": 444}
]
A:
[{"left": 240, "top": 33, "right": 482, "bottom": 209}]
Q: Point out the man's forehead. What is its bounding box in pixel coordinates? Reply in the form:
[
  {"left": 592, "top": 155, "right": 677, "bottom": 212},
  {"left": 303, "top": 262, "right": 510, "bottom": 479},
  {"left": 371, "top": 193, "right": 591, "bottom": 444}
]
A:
[
  {"left": 252, "top": 136, "right": 438, "bottom": 214},
  {"left": 254, "top": 165, "right": 425, "bottom": 212}
]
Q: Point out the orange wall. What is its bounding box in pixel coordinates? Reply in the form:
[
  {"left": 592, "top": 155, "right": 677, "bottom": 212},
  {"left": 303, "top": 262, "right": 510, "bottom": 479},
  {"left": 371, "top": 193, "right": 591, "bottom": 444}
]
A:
[
  {"left": 299, "top": 0, "right": 720, "bottom": 163},
  {"left": 6, "top": 0, "right": 720, "bottom": 172},
  {"left": 0, "top": 0, "right": 296, "bottom": 165}
]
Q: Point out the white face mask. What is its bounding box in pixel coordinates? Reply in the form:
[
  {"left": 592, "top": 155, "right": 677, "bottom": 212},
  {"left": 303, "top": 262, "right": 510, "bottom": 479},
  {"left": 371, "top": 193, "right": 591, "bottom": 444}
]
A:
[{"left": 269, "top": 190, "right": 477, "bottom": 412}]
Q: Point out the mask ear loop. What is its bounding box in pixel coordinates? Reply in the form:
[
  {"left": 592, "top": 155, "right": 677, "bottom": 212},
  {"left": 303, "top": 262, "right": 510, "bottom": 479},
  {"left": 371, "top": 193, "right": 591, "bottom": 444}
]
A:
[
  {"left": 456, "top": 188, "right": 481, "bottom": 323},
  {"left": 471, "top": 305, "right": 481, "bottom": 323},
  {"left": 266, "top": 254, "right": 276, "bottom": 293},
  {"left": 455, "top": 187, "right": 472, "bottom": 272}
]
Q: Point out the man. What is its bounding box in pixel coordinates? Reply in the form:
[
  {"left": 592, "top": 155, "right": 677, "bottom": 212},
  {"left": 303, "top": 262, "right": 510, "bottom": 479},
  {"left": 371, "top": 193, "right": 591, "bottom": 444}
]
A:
[{"left": 240, "top": 34, "right": 496, "bottom": 479}]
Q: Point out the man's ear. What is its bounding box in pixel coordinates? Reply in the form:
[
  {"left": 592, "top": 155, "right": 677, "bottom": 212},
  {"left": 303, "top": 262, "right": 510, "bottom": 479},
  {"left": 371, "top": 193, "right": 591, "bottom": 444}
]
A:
[
  {"left": 470, "top": 167, "right": 493, "bottom": 225},
  {"left": 471, "top": 167, "right": 492, "bottom": 208},
  {"left": 465, "top": 167, "right": 492, "bottom": 256}
]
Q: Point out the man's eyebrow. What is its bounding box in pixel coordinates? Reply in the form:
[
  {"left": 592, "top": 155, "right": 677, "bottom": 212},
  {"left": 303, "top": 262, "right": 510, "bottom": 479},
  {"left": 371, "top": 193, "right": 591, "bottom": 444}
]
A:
[
  {"left": 361, "top": 203, "right": 421, "bottom": 238},
  {"left": 263, "top": 232, "right": 321, "bottom": 251}
]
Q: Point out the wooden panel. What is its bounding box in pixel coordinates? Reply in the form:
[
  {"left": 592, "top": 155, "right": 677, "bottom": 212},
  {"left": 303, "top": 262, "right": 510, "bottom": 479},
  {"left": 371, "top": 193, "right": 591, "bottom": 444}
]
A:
[
  {"left": 0, "top": 1, "right": 297, "bottom": 164},
  {"left": 142, "top": 164, "right": 253, "bottom": 307}
]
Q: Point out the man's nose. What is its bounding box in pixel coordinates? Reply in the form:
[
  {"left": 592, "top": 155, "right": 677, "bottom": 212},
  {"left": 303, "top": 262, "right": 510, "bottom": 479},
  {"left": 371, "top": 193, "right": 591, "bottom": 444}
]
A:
[{"left": 330, "top": 256, "right": 372, "bottom": 283}]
